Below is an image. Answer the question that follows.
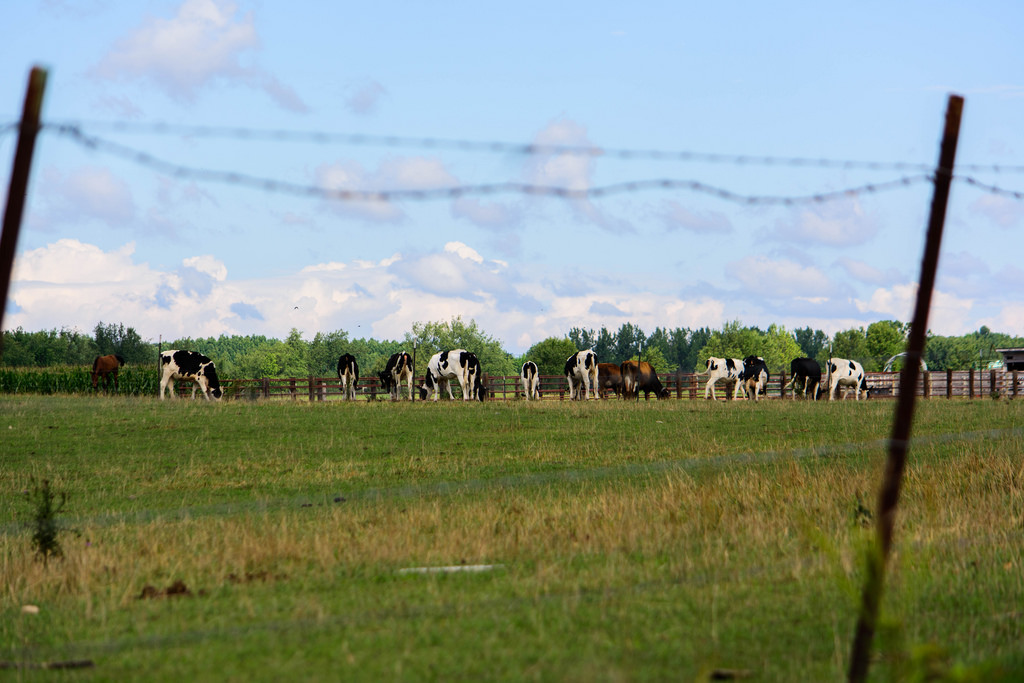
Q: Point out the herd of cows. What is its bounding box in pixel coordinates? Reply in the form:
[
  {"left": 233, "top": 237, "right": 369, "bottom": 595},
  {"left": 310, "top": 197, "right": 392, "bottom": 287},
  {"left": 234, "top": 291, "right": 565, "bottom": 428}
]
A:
[{"left": 153, "top": 348, "right": 871, "bottom": 403}]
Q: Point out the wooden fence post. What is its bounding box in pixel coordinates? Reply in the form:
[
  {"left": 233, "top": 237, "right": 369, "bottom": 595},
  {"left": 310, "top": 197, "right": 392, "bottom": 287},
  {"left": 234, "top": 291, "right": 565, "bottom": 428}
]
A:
[
  {"left": 923, "top": 372, "right": 931, "bottom": 399},
  {"left": 0, "top": 67, "right": 48, "bottom": 348},
  {"left": 946, "top": 369, "right": 952, "bottom": 399},
  {"left": 780, "top": 370, "right": 787, "bottom": 399},
  {"left": 262, "top": 377, "right": 270, "bottom": 398},
  {"left": 1013, "top": 371, "right": 1019, "bottom": 399},
  {"left": 848, "top": 94, "right": 963, "bottom": 683},
  {"left": 968, "top": 368, "right": 975, "bottom": 399}
]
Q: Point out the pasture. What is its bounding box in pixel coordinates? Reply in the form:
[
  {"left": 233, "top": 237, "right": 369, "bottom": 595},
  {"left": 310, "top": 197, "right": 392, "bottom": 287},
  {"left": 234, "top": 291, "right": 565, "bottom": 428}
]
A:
[{"left": 2, "top": 395, "right": 1022, "bottom": 681}]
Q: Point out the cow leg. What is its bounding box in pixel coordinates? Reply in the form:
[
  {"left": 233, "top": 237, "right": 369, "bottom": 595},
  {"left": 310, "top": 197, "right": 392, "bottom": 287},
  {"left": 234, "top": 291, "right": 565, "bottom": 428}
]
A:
[
  {"left": 159, "top": 376, "right": 170, "bottom": 399},
  {"left": 705, "top": 379, "right": 716, "bottom": 400}
]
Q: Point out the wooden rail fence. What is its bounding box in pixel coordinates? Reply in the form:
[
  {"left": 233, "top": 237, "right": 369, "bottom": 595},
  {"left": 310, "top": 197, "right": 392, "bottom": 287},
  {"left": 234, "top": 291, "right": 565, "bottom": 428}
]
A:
[{"left": 178, "top": 369, "right": 1022, "bottom": 401}]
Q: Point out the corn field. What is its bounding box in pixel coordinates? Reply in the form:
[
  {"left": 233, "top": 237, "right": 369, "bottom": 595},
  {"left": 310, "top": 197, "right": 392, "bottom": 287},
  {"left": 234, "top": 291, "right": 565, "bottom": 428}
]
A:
[{"left": 0, "top": 365, "right": 160, "bottom": 395}]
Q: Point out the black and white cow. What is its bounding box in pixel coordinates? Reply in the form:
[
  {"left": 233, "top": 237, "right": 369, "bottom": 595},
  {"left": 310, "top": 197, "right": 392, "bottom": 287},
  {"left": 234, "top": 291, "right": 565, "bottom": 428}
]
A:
[
  {"left": 378, "top": 351, "right": 414, "bottom": 400},
  {"left": 419, "top": 350, "right": 487, "bottom": 401},
  {"left": 564, "top": 350, "right": 598, "bottom": 400},
  {"left": 336, "top": 353, "right": 359, "bottom": 401},
  {"left": 740, "top": 355, "right": 769, "bottom": 401},
  {"left": 159, "top": 350, "right": 222, "bottom": 400},
  {"left": 784, "top": 358, "right": 822, "bottom": 400},
  {"left": 696, "top": 357, "right": 744, "bottom": 400},
  {"left": 521, "top": 361, "right": 540, "bottom": 400},
  {"left": 826, "top": 358, "right": 870, "bottom": 401}
]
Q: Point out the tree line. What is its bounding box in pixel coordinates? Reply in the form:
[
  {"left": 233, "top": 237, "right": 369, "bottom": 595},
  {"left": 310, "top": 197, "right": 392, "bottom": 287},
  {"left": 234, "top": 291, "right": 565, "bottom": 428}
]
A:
[{"left": 2, "top": 318, "right": 1021, "bottom": 380}]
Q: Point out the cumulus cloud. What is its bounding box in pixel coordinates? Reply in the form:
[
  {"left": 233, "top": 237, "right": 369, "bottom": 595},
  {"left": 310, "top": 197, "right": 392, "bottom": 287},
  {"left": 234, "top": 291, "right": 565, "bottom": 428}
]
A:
[
  {"left": 315, "top": 157, "right": 458, "bottom": 223},
  {"left": 835, "top": 257, "right": 902, "bottom": 286},
  {"left": 970, "top": 193, "right": 1024, "bottom": 229},
  {"left": 729, "top": 255, "right": 835, "bottom": 299},
  {"left": 92, "top": 0, "right": 307, "bottom": 111},
  {"left": 660, "top": 201, "right": 732, "bottom": 234},
  {"left": 9, "top": 239, "right": 1010, "bottom": 355},
  {"left": 36, "top": 166, "right": 136, "bottom": 228},
  {"left": 451, "top": 198, "right": 522, "bottom": 230},
  {"left": 345, "top": 80, "right": 387, "bottom": 115},
  {"left": 767, "top": 198, "right": 879, "bottom": 247},
  {"left": 525, "top": 118, "right": 632, "bottom": 234},
  {"left": 853, "top": 283, "right": 974, "bottom": 334}
]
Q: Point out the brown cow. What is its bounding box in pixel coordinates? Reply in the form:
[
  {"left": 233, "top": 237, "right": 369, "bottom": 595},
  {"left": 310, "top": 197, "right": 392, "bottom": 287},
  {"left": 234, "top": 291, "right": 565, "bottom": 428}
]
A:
[
  {"left": 620, "top": 360, "right": 670, "bottom": 400},
  {"left": 597, "top": 362, "right": 624, "bottom": 398}
]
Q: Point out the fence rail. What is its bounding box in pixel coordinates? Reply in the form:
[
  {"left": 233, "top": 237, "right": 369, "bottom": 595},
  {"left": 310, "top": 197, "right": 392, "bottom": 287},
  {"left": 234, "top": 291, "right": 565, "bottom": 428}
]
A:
[{"left": 198, "top": 369, "right": 1023, "bottom": 402}]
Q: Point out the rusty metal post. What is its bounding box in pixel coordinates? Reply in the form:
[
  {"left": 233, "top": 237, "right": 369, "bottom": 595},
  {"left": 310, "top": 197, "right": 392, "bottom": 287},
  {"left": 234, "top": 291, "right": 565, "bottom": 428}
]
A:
[
  {"left": 848, "top": 94, "right": 963, "bottom": 683},
  {"left": 0, "top": 67, "right": 48, "bottom": 358}
]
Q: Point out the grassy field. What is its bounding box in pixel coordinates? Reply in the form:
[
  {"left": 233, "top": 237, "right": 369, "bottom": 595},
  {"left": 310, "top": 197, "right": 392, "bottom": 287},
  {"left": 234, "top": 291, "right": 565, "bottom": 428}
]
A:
[{"left": 2, "top": 395, "right": 1022, "bottom": 681}]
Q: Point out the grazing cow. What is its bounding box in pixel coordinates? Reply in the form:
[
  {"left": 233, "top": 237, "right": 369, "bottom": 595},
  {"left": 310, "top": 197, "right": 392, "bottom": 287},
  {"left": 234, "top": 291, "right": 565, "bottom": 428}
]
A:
[
  {"left": 621, "top": 360, "right": 671, "bottom": 399},
  {"left": 696, "top": 357, "right": 745, "bottom": 400},
  {"left": 520, "top": 361, "right": 540, "bottom": 400},
  {"left": 419, "top": 350, "right": 487, "bottom": 401},
  {"left": 740, "top": 356, "right": 769, "bottom": 401},
  {"left": 597, "top": 362, "right": 624, "bottom": 399},
  {"left": 825, "top": 358, "right": 870, "bottom": 401},
  {"left": 378, "top": 351, "right": 414, "bottom": 400},
  {"left": 784, "top": 358, "right": 822, "bottom": 400},
  {"left": 564, "top": 350, "right": 598, "bottom": 400},
  {"left": 91, "top": 354, "right": 125, "bottom": 393},
  {"left": 336, "top": 353, "right": 359, "bottom": 401},
  {"left": 159, "top": 350, "right": 222, "bottom": 400}
]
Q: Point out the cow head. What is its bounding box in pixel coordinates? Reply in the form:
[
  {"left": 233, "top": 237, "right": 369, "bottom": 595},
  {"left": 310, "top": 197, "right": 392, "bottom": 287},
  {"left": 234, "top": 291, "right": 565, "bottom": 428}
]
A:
[{"left": 202, "top": 363, "right": 223, "bottom": 399}]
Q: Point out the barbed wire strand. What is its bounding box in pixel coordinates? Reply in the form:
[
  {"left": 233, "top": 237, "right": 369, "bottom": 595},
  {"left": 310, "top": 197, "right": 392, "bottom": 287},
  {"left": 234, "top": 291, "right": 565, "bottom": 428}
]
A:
[
  {"left": 31, "top": 120, "right": 1024, "bottom": 175},
  {"left": 48, "top": 124, "right": 938, "bottom": 206}
]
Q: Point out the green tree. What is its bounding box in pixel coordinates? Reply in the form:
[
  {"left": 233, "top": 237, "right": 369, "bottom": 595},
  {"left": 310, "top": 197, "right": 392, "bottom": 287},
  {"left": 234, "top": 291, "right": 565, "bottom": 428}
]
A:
[
  {"left": 696, "top": 321, "right": 763, "bottom": 368},
  {"left": 794, "top": 326, "right": 829, "bottom": 360},
  {"left": 614, "top": 323, "right": 644, "bottom": 364},
  {"left": 593, "top": 327, "right": 616, "bottom": 362},
  {"left": 760, "top": 324, "right": 805, "bottom": 373},
  {"left": 865, "top": 320, "right": 908, "bottom": 371},
  {"left": 831, "top": 327, "right": 869, "bottom": 366},
  {"left": 306, "top": 330, "right": 351, "bottom": 376},
  {"left": 629, "top": 346, "right": 675, "bottom": 373},
  {"left": 405, "top": 316, "right": 517, "bottom": 377},
  {"left": 524, "top": 337, "right": 579, "bottom": 378}
]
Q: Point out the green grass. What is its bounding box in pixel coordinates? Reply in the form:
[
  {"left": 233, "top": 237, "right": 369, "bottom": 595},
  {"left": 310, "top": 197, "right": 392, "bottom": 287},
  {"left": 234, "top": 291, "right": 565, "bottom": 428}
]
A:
[{"left": 2, "top": 395, "right": 1022, "bottom": 681}]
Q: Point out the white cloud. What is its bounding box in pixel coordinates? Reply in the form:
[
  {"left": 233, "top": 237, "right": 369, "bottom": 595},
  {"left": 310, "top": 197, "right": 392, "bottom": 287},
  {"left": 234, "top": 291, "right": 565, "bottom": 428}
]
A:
[
  {"left": 315, "top": 157, "right": 458, "bottom": 223},
  {"left": 38, "top": 166, "right": 136, "bottom": 227},
  {"left": 853, "top": 283, "right": 975, "bottom": 334},
  {"left": 660, "top": 201, "right": 732, "bottom": 234},
  {"left": 525, "top": 118, "right": 632, "bottom": 234},
  {"left": 970, "top": 193, "right": 1024, "bottom": 229},
  {"left": 768, "top": 198, "right": 878, "bottom": 247},
  {"left": 451, "top": 198, "right": 521, "bottom": 229},
  {"left": 729, "top": 255, "right": 835, "bottom": 299},
  {"left": 10, "top": 239, "right": 1012, "bottom": 355},
  {"left": 345, "top": 80, "right": 387, "bottom": 115},
  {"left": 444, "top": 242, "right": 483, "bottom": 264},
  {"left": 835, "top": 257, "right": 901, "bottom": 286},
  {"left": 92, "top": 0, "right": 307, "bottom": 111},
  {"left": 182, "top": 254, "right": 227, "bottom": 281}
]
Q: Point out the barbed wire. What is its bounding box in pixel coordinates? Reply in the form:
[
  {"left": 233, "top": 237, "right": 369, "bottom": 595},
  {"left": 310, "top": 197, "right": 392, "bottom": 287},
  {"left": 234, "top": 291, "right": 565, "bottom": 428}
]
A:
[
  {"left": 45, "top": 124, "right": 938, "bottom": 206},
  {"left": 956, "top": 176, "right": 1024, "bottom": 200},
  {"left": 40, "top": 119, "right": 946, "bottom": 172},
  {"left": 32, "top": 119, "right": 1024, "bottom": 175}
]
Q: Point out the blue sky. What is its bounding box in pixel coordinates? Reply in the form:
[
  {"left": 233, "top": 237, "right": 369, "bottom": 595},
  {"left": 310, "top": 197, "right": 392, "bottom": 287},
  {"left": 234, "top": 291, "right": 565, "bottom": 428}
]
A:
[{"left": 2, "top": 0, "right": 1023, "bottom": 353}]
